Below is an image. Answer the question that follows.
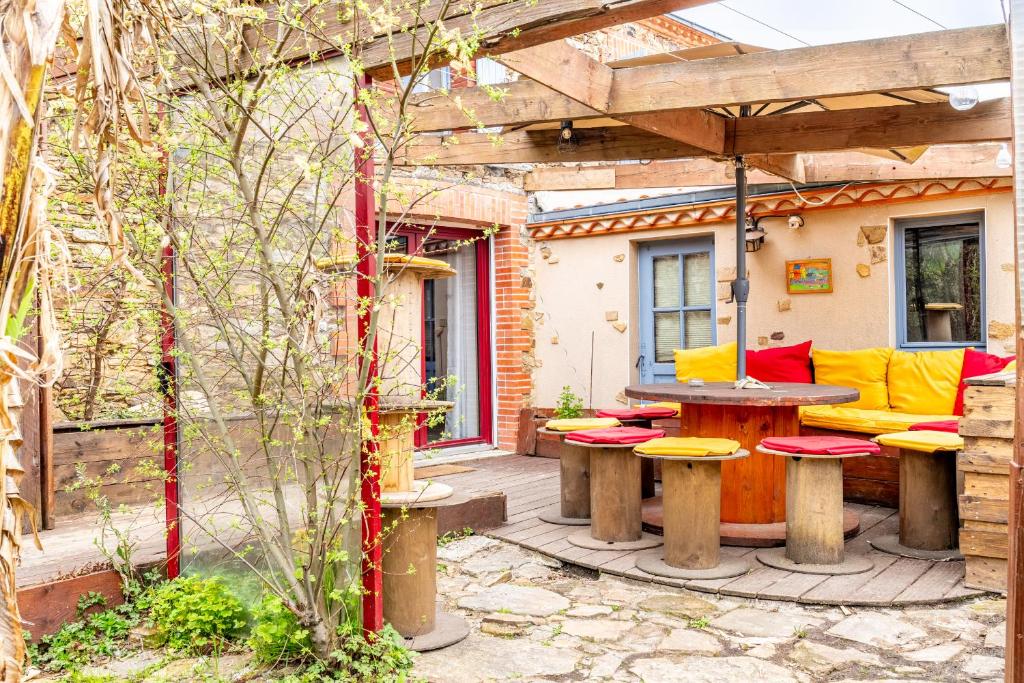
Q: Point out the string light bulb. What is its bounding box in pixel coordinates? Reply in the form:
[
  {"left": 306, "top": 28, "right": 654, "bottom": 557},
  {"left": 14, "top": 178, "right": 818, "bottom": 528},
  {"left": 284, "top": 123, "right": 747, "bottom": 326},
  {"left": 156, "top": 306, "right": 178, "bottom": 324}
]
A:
[
  {"left": 948, "top": 86, "right": 979, "bottom": 111},
  {"left": 997, "top": 143, "right": 1013, "bottom": 169}
]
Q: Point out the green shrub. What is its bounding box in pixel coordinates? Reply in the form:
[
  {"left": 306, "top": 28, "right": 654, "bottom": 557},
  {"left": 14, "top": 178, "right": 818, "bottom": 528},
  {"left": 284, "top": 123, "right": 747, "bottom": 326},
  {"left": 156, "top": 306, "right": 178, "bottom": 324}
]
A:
[
  {"left": 249, "top": 595, "right": 312, "bottom": 663},
  {"left": 331, "top": 623, "right": 415, "bottom": 682},
  {"left": 148, "top": 576, "right": 248, "bottom": 651},
  {"left": 31, "top": 608, "right": 133, "bottom": 672},
  {"left": 554, "top": 385, "right": 584, "bottom": 419}
]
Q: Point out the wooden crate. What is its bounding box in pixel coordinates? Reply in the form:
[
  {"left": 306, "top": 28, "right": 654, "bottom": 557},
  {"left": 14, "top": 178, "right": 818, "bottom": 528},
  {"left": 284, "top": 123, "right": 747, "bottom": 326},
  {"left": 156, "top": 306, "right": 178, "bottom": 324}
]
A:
[{"left": 958, "top": 371, "right": 1016, "bottom": 593}]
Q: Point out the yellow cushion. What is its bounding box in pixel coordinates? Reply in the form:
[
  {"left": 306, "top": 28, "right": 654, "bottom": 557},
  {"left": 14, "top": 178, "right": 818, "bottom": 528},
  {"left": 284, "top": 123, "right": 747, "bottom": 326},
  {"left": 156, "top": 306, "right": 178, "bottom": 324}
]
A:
[
  {"left": 634, "top": 437, "right": 741, "bottom": 457},
  {"left": 799, "top": 405, "right": 957, "bottom": 435},
  {"left": 545, "top": 417, "right": 620, "bottom": 432},
  {"left": 674, "top": 342, "right": 737, "bottom": 383},
  {"left": 1006, "top": 360, "right": 1017, "bottom": 374},
  {"left": 646, "top": 402, "right": 682, "bottom": 416},
  {"left": 876, "top": 430, "right": 964, "bottom": 453},
  {"left": 812, "top": 347, "right": 892, "bottom": 410},
  {"left": 887, "top": 348, "right": 965, "bottom": 415}
]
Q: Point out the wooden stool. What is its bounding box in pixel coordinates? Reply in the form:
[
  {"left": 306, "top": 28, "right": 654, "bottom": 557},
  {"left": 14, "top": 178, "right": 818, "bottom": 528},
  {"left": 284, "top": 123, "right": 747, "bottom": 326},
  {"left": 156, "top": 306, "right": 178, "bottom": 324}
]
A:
[
  {"left": 536, "top": 428, "right": 592, "bottom": 526},
  {"left": 755, "top": 442, "right": 874, "bottom": 575},
  {"left": 617, "top": 417, "right": 657, "bottom": 498},
  {"left": 566, "top": 439, "right": 663, "bottom": 550},
  {"left": 381, "top": 494, "right": 470, "bottom": 651},
  {"left": 870, "top": 430, "right": 964, "bottom": 561},
  {"left": 635, "top": 448, "right": 751, "bottom": 580}
]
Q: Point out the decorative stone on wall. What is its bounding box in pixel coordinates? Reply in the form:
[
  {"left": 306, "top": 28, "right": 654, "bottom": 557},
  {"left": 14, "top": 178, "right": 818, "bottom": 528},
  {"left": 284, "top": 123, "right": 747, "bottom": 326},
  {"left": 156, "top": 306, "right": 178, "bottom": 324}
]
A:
[
  {"left": 858, "top": 225, "right": 887, "bottom": 245},
  {"left": 856, "top": 263, "right": 871, "bottom": 278},
  {"left": 989, "top": 321, "right": 1015, "bottom": 340},
  {"left": 777, "top": 298, "right": 791, "bottom": 312},
  {"left": 869, "top": 245, "right": 887, "bottom": 264}
]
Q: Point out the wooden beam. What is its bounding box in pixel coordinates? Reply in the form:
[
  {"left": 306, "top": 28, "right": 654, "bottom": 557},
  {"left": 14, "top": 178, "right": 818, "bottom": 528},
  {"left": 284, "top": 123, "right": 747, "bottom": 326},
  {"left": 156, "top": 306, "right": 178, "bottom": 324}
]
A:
[
  {"left": 409, "top": 24, "right": 1010, "bottom": 132},
  {"left": 363, "top": 0, "right": 716, "bottom": 79},
  {"left": 523, "top": 160, "right": 777, "bottom": 190},
  {"left": 730, "top": 99, "right": 1010, "bottom": 154},
  {"left": 523, "top": 144, "right": 1011, "bottom": 190},
  {"left": 400, "top": 126, "right": 706, "bottom": 166},
  {"left": 745, "top": 154, "right": 806, "bottom": 183},
  {"left": 402, "top": 100, "right": 1011, "bottom": 165},
  {"left": 619, "top": 109, "right": 728, "bottom": 153},
  {"left": 498, "top": 41, "right": 614, "bottom": 112}
]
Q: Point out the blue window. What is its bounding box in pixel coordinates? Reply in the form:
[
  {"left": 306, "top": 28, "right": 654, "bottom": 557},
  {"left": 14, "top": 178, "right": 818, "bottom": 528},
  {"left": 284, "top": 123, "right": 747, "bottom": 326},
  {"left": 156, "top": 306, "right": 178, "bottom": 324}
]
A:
[
  {"left": 894, "top": 212, "right": 985, "bottom": 349},
  {"left": 637, "top": 239, "right": 715, "bottom": 384}
]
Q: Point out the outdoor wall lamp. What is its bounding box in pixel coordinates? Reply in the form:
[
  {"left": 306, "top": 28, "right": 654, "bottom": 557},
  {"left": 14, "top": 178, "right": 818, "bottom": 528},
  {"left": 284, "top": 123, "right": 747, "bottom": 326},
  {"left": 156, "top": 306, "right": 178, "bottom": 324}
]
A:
[
  {"left": 558, "top": 120, "right": 578, "bottom": 151},
  {"left": 744, "top": 215, "right": 766, "bottom": 253}
]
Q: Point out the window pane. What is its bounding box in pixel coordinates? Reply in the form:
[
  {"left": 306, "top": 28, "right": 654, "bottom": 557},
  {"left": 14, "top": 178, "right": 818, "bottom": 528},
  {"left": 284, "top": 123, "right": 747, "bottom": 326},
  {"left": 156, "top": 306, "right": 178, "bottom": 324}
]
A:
[
  {"left": 684, "top": 310, "right": 713, "bottom": 349},
  {"left": 654, "top": 311, "right": 680, "bottom": 362},
  {"left": 903, "top": 222, "right": 981, "bottom": 343},
  {"left": 653, "top": 255, "right": 680, "bottom": 308},
  {"left": 684, "top": 252, "right": 712, "bottom": 306}
]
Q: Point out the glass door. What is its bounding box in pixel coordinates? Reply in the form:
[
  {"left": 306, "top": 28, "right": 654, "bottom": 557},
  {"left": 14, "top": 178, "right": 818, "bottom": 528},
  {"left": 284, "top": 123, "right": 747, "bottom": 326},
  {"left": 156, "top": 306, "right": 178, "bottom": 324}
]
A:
[
  {"left": 637, "top": 239, "right": 715, "bottom": 384},
  {"left": 397, "top": 227, "right": 492, "bottom": 449}
]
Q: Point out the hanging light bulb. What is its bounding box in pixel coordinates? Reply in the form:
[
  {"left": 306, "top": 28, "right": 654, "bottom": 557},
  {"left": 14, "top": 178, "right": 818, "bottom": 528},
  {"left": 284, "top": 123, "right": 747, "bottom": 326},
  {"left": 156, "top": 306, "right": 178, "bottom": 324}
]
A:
[
  {"left": 948, "top": 86, "right": 979, "bottom": 111},
  {"left": 997, "top": 143, "right": 1013, "bottom": 169}
]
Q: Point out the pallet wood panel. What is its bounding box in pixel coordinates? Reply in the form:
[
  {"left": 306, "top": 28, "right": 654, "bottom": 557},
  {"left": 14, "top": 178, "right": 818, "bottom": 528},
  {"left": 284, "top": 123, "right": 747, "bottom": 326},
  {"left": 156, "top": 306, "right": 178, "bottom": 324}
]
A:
[{"left": 958, "top": 374, "right": 1016, "bottom": 592}]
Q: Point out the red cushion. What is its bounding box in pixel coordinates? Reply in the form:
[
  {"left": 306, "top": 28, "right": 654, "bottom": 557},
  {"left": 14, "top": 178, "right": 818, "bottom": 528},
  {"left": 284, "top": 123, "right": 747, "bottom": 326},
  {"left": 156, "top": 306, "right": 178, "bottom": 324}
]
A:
[
  {"left": 596, "top": 407, "right": 678, "bottom": 420},
  {"left": 760, "top": 435, "right": 880, "bottom": 456},
  {"left": 566, "top": 427, "right": 666, "bottom": 445},
  {"left": 909, "top": 420, "right": 959, "bottom": 433},
  {"left": 954, "top": 348, "right": 1014, "bottom": 415},
  {"left": 746, "top": 340, "right": 813, "bottom": 383}
]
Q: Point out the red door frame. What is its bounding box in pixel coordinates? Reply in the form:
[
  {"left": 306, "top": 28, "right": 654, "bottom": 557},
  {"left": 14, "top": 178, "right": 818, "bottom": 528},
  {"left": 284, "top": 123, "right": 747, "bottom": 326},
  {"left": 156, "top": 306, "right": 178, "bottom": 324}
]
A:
[{"left": 397, "top": 225, "right": 493, "bottom": 449}]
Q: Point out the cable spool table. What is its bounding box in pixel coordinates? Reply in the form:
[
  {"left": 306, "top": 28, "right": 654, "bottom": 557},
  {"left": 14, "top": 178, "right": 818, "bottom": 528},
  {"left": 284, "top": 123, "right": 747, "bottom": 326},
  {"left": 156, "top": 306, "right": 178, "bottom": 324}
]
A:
[{"left": 624, "top": 382, "right": 860, "bottom": 547}]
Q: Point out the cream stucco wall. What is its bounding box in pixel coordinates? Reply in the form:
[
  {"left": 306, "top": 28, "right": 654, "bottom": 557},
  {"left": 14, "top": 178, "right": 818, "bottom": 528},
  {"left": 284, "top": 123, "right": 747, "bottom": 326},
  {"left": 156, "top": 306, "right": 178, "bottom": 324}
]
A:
[{"left": 532, "top": 191, "right": 1015, "bottom": 408}]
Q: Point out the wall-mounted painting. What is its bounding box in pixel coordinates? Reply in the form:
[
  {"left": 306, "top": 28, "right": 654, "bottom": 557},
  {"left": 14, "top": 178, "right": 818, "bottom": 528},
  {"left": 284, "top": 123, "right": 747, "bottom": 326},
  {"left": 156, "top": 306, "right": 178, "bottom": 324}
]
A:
[{"left": 786, "top": 258, "right": 833, "bottom": 294}]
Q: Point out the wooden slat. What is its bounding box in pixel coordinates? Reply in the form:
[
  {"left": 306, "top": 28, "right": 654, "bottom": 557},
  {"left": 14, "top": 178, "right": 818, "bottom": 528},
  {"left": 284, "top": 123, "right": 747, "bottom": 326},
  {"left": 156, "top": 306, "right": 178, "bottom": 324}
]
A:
[
  {"left": 892, "top": 561, "right": 966, "bottom": 605},
  {"left": 409, "top": 24, "right": 1009, "bottom": 131},
  {"left": 961, "top": 528, "right": 1010, "bottom": 559},
  {"left": 848, "top": 557, "right": 934, "bottom": 603}
]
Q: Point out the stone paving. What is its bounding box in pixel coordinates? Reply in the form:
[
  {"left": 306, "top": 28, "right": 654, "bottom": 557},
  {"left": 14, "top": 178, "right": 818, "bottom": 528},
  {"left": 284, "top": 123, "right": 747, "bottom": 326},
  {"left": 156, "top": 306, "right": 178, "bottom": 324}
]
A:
[{"left": 416, "top": 536, "right": 1008, "bottom": 682}]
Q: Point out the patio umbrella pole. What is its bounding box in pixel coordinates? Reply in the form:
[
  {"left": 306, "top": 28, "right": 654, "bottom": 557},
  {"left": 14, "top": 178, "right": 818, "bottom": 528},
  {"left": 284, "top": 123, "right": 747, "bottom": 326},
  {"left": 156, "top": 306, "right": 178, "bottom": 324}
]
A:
[{"left": 734, "top": 153, "right": 749, "bottom": 381}]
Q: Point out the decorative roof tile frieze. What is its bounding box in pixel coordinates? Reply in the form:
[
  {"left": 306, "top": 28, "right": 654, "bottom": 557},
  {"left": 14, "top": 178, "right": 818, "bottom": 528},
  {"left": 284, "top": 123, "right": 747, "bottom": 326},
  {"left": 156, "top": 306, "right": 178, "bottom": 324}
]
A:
[{"left": 528, "top": 178, "right": 1012, "bottom": 241}]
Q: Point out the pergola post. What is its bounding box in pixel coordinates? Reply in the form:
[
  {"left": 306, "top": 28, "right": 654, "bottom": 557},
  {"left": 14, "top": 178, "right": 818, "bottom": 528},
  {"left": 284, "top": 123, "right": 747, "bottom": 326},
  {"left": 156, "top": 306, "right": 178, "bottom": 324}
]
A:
[
  {"left": 355, "top": 73, "right": 383, "bottom": 635},
  {"left": 1008, "top": 1, "right": 1024, "bottom": 676}
]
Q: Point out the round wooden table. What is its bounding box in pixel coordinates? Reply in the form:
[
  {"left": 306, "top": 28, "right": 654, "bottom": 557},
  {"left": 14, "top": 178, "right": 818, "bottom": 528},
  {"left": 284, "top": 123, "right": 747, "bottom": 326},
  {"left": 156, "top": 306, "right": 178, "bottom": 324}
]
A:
[{"left": 624, "top": 382, "right": 859, "bottom": 546}]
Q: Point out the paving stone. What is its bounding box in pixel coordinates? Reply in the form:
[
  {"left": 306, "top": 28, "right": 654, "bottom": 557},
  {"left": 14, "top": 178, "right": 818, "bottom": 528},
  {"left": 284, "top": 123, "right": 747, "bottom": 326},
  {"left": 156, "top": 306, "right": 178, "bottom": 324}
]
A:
[
  {"left": 516, "top": 562, "right": 556, "bottom": 580},
  {"left": 561, "top": 618, "right": 635, "bottom": 642},
  {"left": 826, "top": 612, "right": 927, "bottom": 648},
  {"left": 567, "top": 604, "right": 614, "bottom": 618},
  {"left": 963, "top": 654, "right": 1005, "bottom": 679},
  {"left": 968, "top": 599, "right": 1007, "bottom": 617},
  {"left": 80, "top": 650, "right": 163, "bottom": 678},
  {"left": 481, "top": 612, "right": 534, "bottom": 637},
  {"left": 414, "top": 634, "right": 581, "bottom": 681},
  {"left": 903, "top": 642, "right": 965, "bottom": 663},
  {"left": 630, "top": 655, "right": 803, "bottom": 683},
  {"left": 588, "top": 652, "right": 624, "bottom": 678},
  {"left": 462, "top": 546, "right": 536, "bottom": 576},
  {"left": 744, "top": 642, "right": 777, "bottom": 659},
  {"left": 984, "top": 621, "right": 1006, "bottom": 649},
  {"left": 457, "top": 584, "right": 570, "bottom": 616},
  {"left": 905, "top": 607, "right": 986, "bottom": 641},
  {"left": 638, "top": 593, "right": 719, "bottom": 620},
  {"left": 437, "top": 535, "right": 498, "bottom": 561},
  {"left": 481, "top": 570, "right": 513, "bottom": 586},
  {"left": 711, "top": 607, "right": 823, "bottom": 638},
  {"left": 787, "top": 640, "right": 882, "bottom": 675},
  {"left": 656, "top": 628, "right": 722, "bottom": 654}
]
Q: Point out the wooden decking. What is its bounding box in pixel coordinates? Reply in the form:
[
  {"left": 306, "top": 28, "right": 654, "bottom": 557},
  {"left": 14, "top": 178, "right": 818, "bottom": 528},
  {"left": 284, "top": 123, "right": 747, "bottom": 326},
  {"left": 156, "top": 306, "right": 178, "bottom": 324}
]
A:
[{"left": 441, "top": 454, "right": 990, "bottom": 607}]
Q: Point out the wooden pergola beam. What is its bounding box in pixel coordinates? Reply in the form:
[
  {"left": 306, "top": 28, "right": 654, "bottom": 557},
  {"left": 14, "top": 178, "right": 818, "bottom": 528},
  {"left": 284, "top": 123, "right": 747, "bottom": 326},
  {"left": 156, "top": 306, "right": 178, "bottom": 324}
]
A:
[
  {"left": 497, "top": 40, "right": 615, "bottom": 112},
  {"left": 400, "top": 99, "right": 1011, "bottom": 166},
  {"left": 620, "top": 109, "right": 729, "bottom": 154},
  {"left": 362, "top": 0, "right": 715, "bottom": 78},
  {"left": 408, "top": 24, "right": 1009, "bottom": 132},
  {"left": 522, "top": 144, "right": 1011, "bottom": 190}
]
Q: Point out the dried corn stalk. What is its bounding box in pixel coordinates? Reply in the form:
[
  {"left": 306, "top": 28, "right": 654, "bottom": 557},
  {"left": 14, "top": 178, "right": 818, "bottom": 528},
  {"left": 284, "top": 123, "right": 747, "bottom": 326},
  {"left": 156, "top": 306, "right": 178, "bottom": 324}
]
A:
[{"left": 0, "top": 0, "right": 157, "bottom": 679}]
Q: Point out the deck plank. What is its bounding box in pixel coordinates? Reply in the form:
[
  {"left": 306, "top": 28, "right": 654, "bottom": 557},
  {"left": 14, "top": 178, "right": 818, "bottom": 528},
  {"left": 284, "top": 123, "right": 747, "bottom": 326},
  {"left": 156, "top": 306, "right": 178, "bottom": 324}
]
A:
[{"left": 893, "top": 561, "right": 967, "bottom": 605}]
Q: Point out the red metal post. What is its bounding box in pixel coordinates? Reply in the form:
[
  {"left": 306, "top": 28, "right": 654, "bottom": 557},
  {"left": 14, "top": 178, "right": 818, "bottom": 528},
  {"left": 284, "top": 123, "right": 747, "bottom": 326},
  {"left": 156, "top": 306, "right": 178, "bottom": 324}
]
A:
[
  {"left": 160, "top": 240, "right": 181, "bottom": 579},
  {"left": 355, "top": 73, "right": 383, "bottom": 634}
]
